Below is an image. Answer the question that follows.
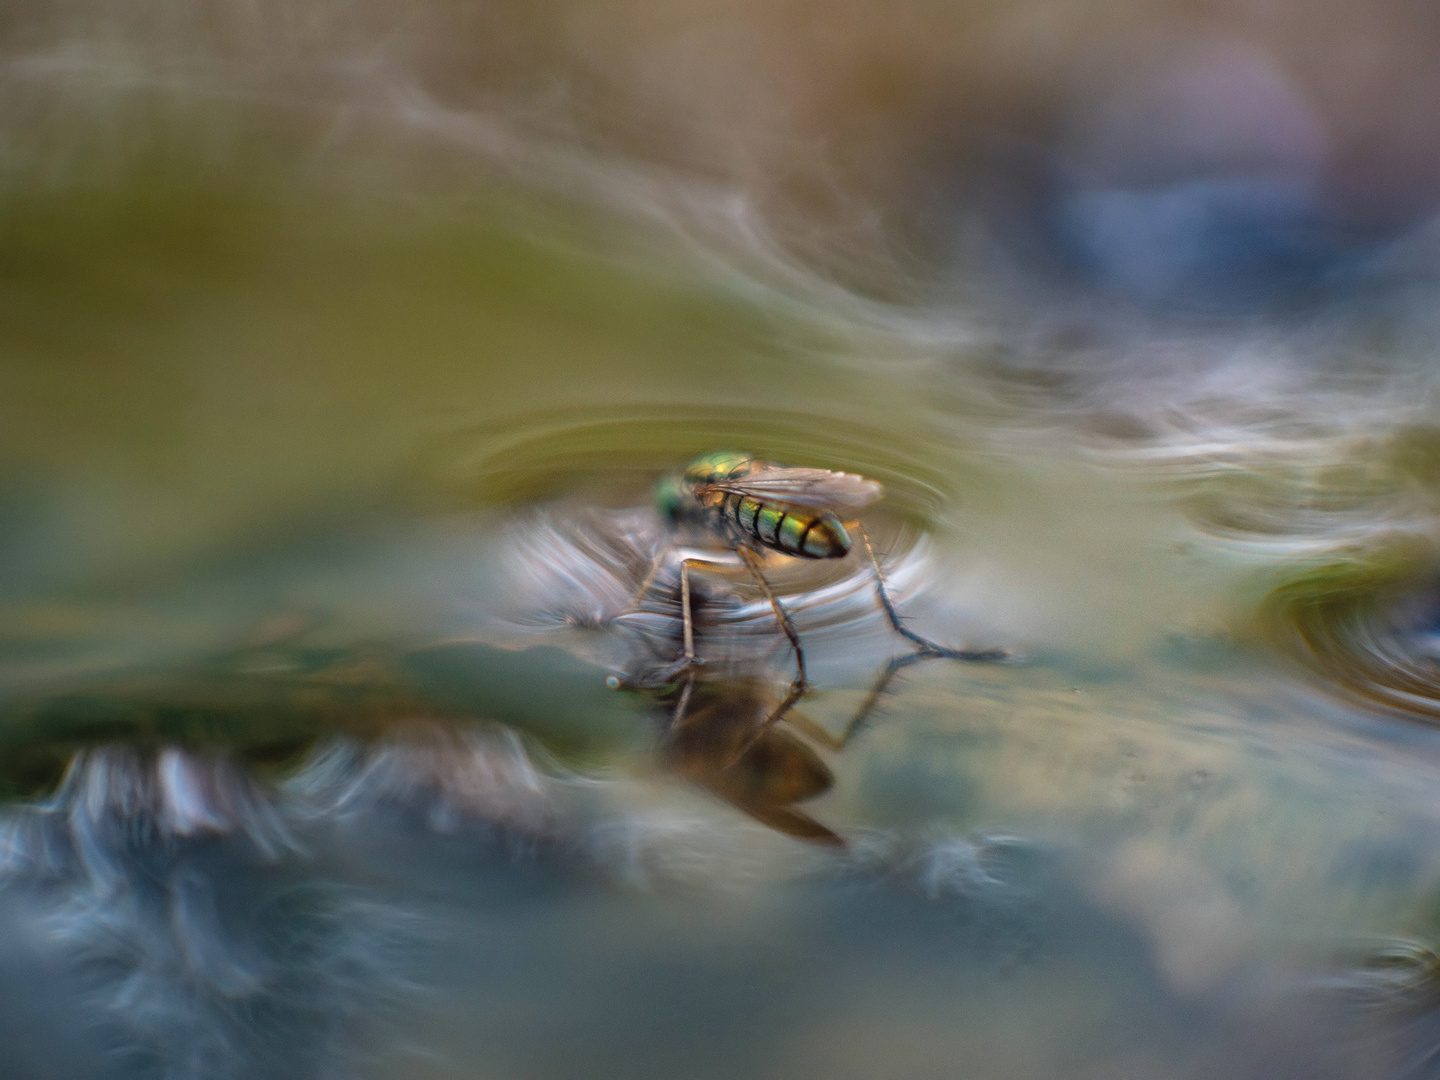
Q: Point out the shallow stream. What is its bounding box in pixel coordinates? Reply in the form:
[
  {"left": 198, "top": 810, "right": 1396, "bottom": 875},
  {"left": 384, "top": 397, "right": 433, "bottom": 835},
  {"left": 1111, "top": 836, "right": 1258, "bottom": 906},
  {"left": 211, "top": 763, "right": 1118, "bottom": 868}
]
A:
[{"left": 8, "top": 4, "right": 1440, "bottom": 1077}]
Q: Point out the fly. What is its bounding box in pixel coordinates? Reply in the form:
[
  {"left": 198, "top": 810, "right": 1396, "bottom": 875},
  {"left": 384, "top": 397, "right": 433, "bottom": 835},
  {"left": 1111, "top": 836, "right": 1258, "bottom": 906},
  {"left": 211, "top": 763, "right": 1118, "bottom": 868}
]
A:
[{"left": 612, "top": 450, "right": 1005, "bottom": 745}]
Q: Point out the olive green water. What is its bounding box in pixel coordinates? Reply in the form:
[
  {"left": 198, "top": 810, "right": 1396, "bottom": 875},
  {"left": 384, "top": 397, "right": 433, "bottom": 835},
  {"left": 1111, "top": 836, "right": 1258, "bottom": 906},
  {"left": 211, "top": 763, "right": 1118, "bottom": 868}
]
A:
[{"left": 7, "top": 79, "right": 1440, "bottom": 1080}]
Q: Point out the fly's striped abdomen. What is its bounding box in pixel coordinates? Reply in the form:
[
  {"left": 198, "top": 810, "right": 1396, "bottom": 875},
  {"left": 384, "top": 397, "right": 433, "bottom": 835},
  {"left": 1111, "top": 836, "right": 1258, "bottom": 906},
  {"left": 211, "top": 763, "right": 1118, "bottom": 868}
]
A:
[{"left": 717, "top": 494, "right": 851, "bottom": 559}]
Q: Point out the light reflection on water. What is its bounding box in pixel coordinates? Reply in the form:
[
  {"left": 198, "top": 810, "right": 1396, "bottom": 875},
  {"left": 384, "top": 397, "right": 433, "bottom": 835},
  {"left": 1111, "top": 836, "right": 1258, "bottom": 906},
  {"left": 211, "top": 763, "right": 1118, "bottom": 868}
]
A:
[{"left": 11, "top": 1, "right": 1440, "bottom": 1077}]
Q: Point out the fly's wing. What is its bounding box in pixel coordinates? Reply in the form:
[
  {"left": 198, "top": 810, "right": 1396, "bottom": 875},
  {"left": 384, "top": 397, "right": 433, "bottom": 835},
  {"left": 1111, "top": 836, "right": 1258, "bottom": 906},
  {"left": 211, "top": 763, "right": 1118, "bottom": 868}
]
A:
[{"left": 698, "top": 466, "right": 883, "bottom": 509}]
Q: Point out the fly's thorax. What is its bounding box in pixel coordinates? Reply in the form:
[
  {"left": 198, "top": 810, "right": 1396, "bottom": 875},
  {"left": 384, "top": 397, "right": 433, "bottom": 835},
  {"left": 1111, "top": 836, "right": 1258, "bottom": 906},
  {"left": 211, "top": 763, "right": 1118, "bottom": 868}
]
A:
[
  {"left": 684, "top": 451, "right": 756, "bottom": 486},
  {"left": 721, "top": 494, "right": 851, "bottom": 559}
]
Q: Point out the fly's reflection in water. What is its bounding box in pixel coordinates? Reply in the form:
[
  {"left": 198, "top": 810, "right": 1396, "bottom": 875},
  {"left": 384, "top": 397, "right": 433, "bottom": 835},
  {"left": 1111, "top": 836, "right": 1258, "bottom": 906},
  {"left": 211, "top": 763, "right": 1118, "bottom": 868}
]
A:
[{"left": 512, "top": 452, "right": 1007, "bottom": 845}]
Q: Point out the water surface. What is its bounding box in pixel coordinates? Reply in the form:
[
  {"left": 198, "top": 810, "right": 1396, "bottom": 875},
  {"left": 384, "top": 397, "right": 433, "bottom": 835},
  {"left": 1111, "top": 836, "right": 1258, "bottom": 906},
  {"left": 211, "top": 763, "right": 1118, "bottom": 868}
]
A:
[{"left": 8, "top": 4, "right": 1440, "bottom": 1077}]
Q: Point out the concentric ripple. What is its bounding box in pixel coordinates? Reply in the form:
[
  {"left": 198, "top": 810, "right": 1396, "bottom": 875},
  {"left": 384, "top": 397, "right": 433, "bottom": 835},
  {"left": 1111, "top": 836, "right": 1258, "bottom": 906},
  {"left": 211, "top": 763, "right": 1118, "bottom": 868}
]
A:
[
  {"left": 1259, "top": 549, "right": 1440, "bottom": 722},
  {"left": 502, "top": 505, "right": 950, "bottom": 684},
  {"left": 412, "top": 402, "right": 997, "bottom": 525}
]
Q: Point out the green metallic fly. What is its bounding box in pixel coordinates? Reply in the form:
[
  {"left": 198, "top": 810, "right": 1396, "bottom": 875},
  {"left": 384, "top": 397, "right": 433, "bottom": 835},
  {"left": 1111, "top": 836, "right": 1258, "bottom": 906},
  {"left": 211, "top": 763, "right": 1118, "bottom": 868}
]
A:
[{"left": 616, "top": 450, "right": 1005, "bottom": 739}]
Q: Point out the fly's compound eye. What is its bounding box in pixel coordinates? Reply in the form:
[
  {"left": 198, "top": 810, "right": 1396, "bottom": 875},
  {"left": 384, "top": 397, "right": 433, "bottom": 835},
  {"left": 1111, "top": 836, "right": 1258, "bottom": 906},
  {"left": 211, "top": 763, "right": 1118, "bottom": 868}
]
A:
[{"left": 653, "top": 475, "right": 686, "bottom": 524}]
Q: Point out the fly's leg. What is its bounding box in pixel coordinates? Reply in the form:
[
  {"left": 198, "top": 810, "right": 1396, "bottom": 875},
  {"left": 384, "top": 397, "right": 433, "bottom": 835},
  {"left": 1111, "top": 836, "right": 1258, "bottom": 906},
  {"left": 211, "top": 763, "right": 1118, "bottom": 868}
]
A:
[
  {"left": 735, "top": 544, "right": 808, "bottom": 693},
  {"left": 607, "top": 555, "right": 728, "bottom": 717},
  {"left": 669, "top": 557, "right": 702, "bottom": 728},
  {"left": 784, "top": 522, "right": 1006, "bottom": 746},
  {"left": 723, "top": 678, "right": 808, "bottom": 768},
  {"left": 655, "top": 557, "right": 734, "bottom": 726},
  {"left": 721, "top": 544, "right": 809, "bottom": 765},
  {"left": 833, "top": 651, "right": 941, "bottom": 745},
  {"left": 852, "top": 522, "right": 1007, "bottom": 662},
  {"left": 772, "top": 653, "right": 934, "bottom": 756}
]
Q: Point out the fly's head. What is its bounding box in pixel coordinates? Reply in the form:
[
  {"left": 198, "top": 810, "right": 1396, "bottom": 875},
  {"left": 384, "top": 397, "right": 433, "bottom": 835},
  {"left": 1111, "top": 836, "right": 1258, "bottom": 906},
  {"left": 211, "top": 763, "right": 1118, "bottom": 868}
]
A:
[{"left": 653, "top": 474, "right": 690, "bottom": 528}]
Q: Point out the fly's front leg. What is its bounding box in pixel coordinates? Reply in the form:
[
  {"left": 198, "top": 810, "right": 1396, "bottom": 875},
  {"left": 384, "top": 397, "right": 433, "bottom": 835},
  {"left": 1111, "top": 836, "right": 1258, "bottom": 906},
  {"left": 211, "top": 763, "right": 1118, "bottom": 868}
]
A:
[
  {"left": 669, "top": 557, "right": 702, "bottom": 728},
  {"left": 607, "top": 555, "right": 727, "bottom": 721},
  {"left": 852, "top": 521, "right": 1007, "bottom": 662},
  {"left": 659, "top": 557, "right": 732, "bottom": 727}
]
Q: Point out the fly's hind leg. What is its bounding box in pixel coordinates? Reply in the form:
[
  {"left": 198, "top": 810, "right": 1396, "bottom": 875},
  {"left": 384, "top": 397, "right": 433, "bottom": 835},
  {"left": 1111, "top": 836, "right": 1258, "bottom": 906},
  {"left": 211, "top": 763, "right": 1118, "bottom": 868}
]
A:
[
  {"left": 777, "top": 652, "right": 940, "bottom": 755},
  {"left": 852, "top": 522, "right": 1007, "bottom": 662},
  {"left": 836, "top": 651, "right": 943, "bottom": 746},
  {"left": 814, "top": 522, "right": 1008, "bottom": 745}
]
